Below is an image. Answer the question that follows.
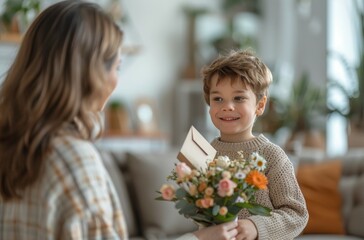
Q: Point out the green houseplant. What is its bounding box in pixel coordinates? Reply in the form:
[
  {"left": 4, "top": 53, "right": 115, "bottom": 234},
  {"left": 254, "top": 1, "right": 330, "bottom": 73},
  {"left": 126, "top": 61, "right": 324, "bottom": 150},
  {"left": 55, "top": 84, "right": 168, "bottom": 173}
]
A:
[
  {"left": 212, "top": 0, "right": 262, "bottom": 53},
  {"left": 256, "top": 72, "right": 327, "bottom": 151},
  {"left": 0, "top": 0, "right": 41, "bottom": 33}
]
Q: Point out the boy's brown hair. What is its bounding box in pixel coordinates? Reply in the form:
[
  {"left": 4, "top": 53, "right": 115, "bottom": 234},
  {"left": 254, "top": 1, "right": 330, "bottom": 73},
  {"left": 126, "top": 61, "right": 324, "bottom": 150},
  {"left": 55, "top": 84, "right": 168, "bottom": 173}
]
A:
[{"left": 201, "top": 49, "right": 273, "bottom": 105}]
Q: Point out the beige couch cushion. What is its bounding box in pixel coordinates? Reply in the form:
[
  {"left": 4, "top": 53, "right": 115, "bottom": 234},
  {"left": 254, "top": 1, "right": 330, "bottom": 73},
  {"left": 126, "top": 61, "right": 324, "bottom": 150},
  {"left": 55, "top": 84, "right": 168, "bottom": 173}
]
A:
[
  {"left": 341, "top": 156, "right": 364, "bottom": 238},
  {"left": 99, "top": 150, "right": 139, "bottom": 237},
  {"left": 126, "top": 150, "right": 198, "bottom": 236},
  {"left": 347, "top": 177, "right": 364, "bottom": 237}
]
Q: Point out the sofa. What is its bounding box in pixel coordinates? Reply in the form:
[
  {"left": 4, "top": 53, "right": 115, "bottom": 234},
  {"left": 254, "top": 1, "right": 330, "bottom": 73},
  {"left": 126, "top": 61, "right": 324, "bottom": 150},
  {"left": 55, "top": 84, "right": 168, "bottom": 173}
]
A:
[
  {"left": 97, "top": 146, "right": 364, "bottom": 240},
  {"left": 295, "top": 151, "right": 364, "bottom": 240},
  {"left": 98, "top": 148, "right": 198, "bottom": 240}
]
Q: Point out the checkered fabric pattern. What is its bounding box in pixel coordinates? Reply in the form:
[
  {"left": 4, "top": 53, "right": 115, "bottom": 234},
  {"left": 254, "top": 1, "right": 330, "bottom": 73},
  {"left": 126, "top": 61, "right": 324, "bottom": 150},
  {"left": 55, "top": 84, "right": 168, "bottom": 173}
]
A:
[{"left": 0, "top": 135, "right": 128, "bottom": 240}]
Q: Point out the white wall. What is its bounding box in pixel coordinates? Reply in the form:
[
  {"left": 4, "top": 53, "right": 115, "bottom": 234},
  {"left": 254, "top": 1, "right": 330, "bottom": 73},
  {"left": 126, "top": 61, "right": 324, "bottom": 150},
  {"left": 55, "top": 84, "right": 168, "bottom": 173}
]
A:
[
  {"left": 327, "top": 0, "right": 359, "bottom": 155},
  {"left": 0, "top": 0, "right": 329, "bottom": 146},
  {"left": 112, "top": 0, "right": 219, "bottom": 137}
]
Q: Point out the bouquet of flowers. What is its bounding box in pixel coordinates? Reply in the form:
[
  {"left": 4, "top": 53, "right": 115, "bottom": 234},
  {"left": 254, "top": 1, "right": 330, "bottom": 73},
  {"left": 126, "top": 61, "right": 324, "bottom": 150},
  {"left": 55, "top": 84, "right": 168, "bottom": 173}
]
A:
[{"left": 156, "top": 151, "right": 272, "bottom": 226}]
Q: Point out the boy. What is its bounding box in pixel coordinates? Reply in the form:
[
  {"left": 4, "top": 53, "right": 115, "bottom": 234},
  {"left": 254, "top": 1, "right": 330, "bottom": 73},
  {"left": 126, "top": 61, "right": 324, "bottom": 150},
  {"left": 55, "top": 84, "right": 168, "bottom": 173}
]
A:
[{"left": 201, "top": 50, "right": 308, "bottom": 240}]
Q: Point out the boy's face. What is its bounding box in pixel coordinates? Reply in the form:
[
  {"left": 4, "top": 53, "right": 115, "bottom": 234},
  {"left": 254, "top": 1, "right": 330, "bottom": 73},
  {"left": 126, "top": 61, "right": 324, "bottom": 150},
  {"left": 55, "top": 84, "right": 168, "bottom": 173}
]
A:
[{"left": 208, "top": 75, "right": 266, "bottom": 142}]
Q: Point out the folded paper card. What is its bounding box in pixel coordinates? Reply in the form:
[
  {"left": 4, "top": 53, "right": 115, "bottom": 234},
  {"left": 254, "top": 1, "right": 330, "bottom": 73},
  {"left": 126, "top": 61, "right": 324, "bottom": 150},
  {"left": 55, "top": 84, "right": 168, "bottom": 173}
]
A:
[{"left": 177, "top": 126, "right": 217, "bottom": 171}]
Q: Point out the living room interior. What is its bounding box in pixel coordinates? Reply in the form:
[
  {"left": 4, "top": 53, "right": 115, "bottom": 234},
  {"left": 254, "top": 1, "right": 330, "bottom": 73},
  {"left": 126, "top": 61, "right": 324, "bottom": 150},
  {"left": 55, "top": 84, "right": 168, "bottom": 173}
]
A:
[{"left": 0, "top": 0, "right": 363, "bottom": 239}]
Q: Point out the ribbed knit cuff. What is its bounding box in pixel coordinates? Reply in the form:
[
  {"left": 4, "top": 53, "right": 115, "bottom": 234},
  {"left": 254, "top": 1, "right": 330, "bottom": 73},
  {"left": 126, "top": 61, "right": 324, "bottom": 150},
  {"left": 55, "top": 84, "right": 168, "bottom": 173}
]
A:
[{"left": 175, "top": 233, "right": 199, "bottom": 240}]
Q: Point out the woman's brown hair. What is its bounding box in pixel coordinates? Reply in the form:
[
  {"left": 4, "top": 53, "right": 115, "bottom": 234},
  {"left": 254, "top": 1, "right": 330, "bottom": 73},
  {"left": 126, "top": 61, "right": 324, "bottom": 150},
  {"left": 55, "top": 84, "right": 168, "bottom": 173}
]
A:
[{"left": 0, "top": 0, "right": 123, "bottom": 200}]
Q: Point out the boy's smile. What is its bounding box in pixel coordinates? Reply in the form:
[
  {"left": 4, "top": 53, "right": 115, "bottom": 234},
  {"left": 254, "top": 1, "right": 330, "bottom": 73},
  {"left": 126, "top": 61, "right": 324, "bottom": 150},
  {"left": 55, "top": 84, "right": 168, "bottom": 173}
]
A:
[{"left": 208, "top": 75, "right": 266, "bottom": 143}]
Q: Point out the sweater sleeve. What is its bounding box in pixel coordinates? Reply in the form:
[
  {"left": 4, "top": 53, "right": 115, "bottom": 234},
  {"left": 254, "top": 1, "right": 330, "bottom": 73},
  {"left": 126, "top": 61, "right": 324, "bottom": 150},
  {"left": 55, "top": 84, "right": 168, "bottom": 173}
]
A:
[
  {"left": 52, "top": 138, "right": 128, "bottom": 239},
  {"left": 248, "top": 145, "right": 309, "bottom": 240},
  {"left": 176, "top": 233, "right": 199, "bottom": 240}
]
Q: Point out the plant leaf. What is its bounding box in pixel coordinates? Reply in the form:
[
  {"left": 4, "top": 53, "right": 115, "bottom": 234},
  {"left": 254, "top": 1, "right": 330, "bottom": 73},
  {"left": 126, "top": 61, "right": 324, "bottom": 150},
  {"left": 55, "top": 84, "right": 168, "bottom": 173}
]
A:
[
  {"left": 228, "top": 204, "right": 242, "bottom": 215},
  {"left": 234, "top": 202, "right": 271, "bottom": 216},
  {"left": 176, "top": 188, "right": 188, "bottom": 198},
  {"left": 175, "top": 199, "right": 189, "bottom": 209},
  {"left": 180, "top": 203, "right": 199, "bottom": 216},
  {"left": 214, "top": 212, "right": 237, "bottom": 223}
]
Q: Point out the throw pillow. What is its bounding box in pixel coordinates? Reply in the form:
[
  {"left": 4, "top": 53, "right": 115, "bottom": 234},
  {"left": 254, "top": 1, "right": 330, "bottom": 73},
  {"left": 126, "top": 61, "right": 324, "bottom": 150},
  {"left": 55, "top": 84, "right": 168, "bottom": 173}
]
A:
[
  {"left": 297, "top": 160, "right": 345, "bottom": 235},
  {"left": 126, "top": 150, "right": 198, "bottom": 236}
]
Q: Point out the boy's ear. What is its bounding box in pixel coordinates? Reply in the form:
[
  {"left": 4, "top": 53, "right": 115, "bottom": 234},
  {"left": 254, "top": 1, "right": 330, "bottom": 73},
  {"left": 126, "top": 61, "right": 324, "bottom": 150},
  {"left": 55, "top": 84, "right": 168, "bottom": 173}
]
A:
[{"left": 256, "top": 96, "right": 267, "bottom": 116}]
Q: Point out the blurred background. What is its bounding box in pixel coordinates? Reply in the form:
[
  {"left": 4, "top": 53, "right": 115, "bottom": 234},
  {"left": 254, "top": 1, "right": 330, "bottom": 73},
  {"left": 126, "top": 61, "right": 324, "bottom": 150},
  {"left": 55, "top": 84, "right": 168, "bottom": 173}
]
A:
[{"left": 0, "top": 0, "right": 363, "bottom": 158}]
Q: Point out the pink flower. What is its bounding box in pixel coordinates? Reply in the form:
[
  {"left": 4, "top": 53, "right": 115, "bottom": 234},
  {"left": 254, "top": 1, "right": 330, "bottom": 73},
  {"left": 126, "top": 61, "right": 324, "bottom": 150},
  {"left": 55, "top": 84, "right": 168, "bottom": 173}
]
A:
[
  {"left": 176, "top": 162, "right": 192, "bottom": 179},
  {"left": 160, "top": 184, "right": 175, "bottom": 200},
  {"left": 217, "top": 178, "right": 237, "bottom": 197},
  {"left": 200, "top": 197, "right": 214, "bottom": 208}
]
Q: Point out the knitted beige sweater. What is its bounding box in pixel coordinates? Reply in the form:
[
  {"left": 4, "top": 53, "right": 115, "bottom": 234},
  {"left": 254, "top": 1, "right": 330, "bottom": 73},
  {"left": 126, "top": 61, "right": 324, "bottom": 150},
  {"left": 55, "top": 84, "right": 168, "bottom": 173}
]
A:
[{"left": 211, "top": 134, "right": 308, "bottom": 240}]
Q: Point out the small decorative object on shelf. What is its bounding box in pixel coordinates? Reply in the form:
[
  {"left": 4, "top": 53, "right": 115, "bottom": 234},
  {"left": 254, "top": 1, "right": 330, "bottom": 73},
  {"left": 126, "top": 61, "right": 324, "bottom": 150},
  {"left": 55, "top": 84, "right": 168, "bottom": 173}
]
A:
[
  {"left": 104, "top": 100, "right": 131, "bottom": 136},
  {"left": 134, "top": 98, "right": 160, "bottom": 135}
]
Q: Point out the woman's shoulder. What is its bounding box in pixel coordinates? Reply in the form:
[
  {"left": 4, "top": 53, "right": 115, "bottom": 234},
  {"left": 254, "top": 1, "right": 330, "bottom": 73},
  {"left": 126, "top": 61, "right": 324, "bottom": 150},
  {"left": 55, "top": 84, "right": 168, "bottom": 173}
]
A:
[
  {"left": 46, "top": 135, "right": 109, "bottom": 193},
  {"left": 50, "top": 135, "right": 103, "bottom": 171},
  {"left": 53, "top": 135, "right": 99, "bottom": 155}
]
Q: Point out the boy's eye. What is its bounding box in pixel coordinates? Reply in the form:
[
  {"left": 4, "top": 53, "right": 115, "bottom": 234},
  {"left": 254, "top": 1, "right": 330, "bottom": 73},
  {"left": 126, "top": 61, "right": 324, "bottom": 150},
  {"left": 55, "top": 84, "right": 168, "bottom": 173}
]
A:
[
  {"left": 212, "top": 97, "right": 223, "bottom": 102},
  {"left": 234, "top": 96, "right": 246, "bottom": 102}
]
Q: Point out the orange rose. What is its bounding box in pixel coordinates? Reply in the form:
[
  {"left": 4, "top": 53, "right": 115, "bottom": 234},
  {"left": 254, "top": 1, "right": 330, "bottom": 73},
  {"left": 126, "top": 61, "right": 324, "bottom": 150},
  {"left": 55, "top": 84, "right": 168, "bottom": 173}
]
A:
[{"left": 198, "top": 182, "right": 207, "bottom": 193}]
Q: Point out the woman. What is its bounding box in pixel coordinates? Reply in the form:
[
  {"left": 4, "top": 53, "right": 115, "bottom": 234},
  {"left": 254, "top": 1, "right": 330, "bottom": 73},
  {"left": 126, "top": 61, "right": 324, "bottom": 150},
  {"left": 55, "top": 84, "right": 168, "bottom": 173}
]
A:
[{"left": 0, "top": 1, "right": 127, "bottom": 239}]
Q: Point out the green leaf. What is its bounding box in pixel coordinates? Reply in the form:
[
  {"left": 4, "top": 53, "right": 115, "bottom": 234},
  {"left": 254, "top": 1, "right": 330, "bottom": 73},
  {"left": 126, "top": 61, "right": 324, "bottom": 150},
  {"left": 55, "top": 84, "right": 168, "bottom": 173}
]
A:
[
  {"left": 175, "top": 199, "right": 189, "bottom": 209},
  {"left": 214, "top": 212, "right": 237, "bottom": 223},
  {"left": 154, "top": 196, "right": 176, "bottom": 201},
  {"left": 234, "top": 202, "right": 252, "bottom": 209},
  {"left": 176, "top": 188, "right": 188, "bottom": 198},
  {"left": 247, "top": 204, "right": 272, "bottom": 216},
  {"left": 234, "top": 202, "right": 271, "bottom": 216},
  {"left": 228, "top": 204, "right": 242, "bottom": 215},
  {"left": 180, "top": 203, "right": 198, "bottom": 216}
]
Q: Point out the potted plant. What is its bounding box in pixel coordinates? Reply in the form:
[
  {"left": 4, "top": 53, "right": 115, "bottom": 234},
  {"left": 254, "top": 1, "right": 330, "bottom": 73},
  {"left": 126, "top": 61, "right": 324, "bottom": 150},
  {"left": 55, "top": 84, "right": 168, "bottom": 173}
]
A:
[
  {"left": 256, "top": 72, "right": 327, "bottom": 152},
  {"left": 211, "top": 0, "right": 262, "bottom": 53},
  {"left": 0, "top": 0, "right": 41, "bottom": 33},
  {"left": 104, "top": 100, "right": 130, "bottom": 136}
]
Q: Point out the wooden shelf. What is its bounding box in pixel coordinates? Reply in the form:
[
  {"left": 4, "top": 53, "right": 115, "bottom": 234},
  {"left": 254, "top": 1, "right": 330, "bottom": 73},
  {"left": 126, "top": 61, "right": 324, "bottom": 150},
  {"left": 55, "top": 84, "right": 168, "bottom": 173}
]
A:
[
  {"left": 0, "top": 33, "right": 22, "bottom": 44},
  {"left": 96, "top": 132, "right": 169, "bottom": 153},
  {"left": 0, "top": 33, "right": 140, "bottom": 55},
  {"left": 102, "top": 130, "right": 166, "bottom": 139}
]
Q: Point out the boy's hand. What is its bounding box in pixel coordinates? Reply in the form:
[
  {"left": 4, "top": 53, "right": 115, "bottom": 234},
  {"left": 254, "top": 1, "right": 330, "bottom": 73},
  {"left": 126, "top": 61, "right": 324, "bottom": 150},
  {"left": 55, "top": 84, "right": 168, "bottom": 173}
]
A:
[
  {"left": 193, "top": 221, "right": 238, "bottom": 240},
  {"left": 235, "top": 219, "right": 258, "bottom": 240}
]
